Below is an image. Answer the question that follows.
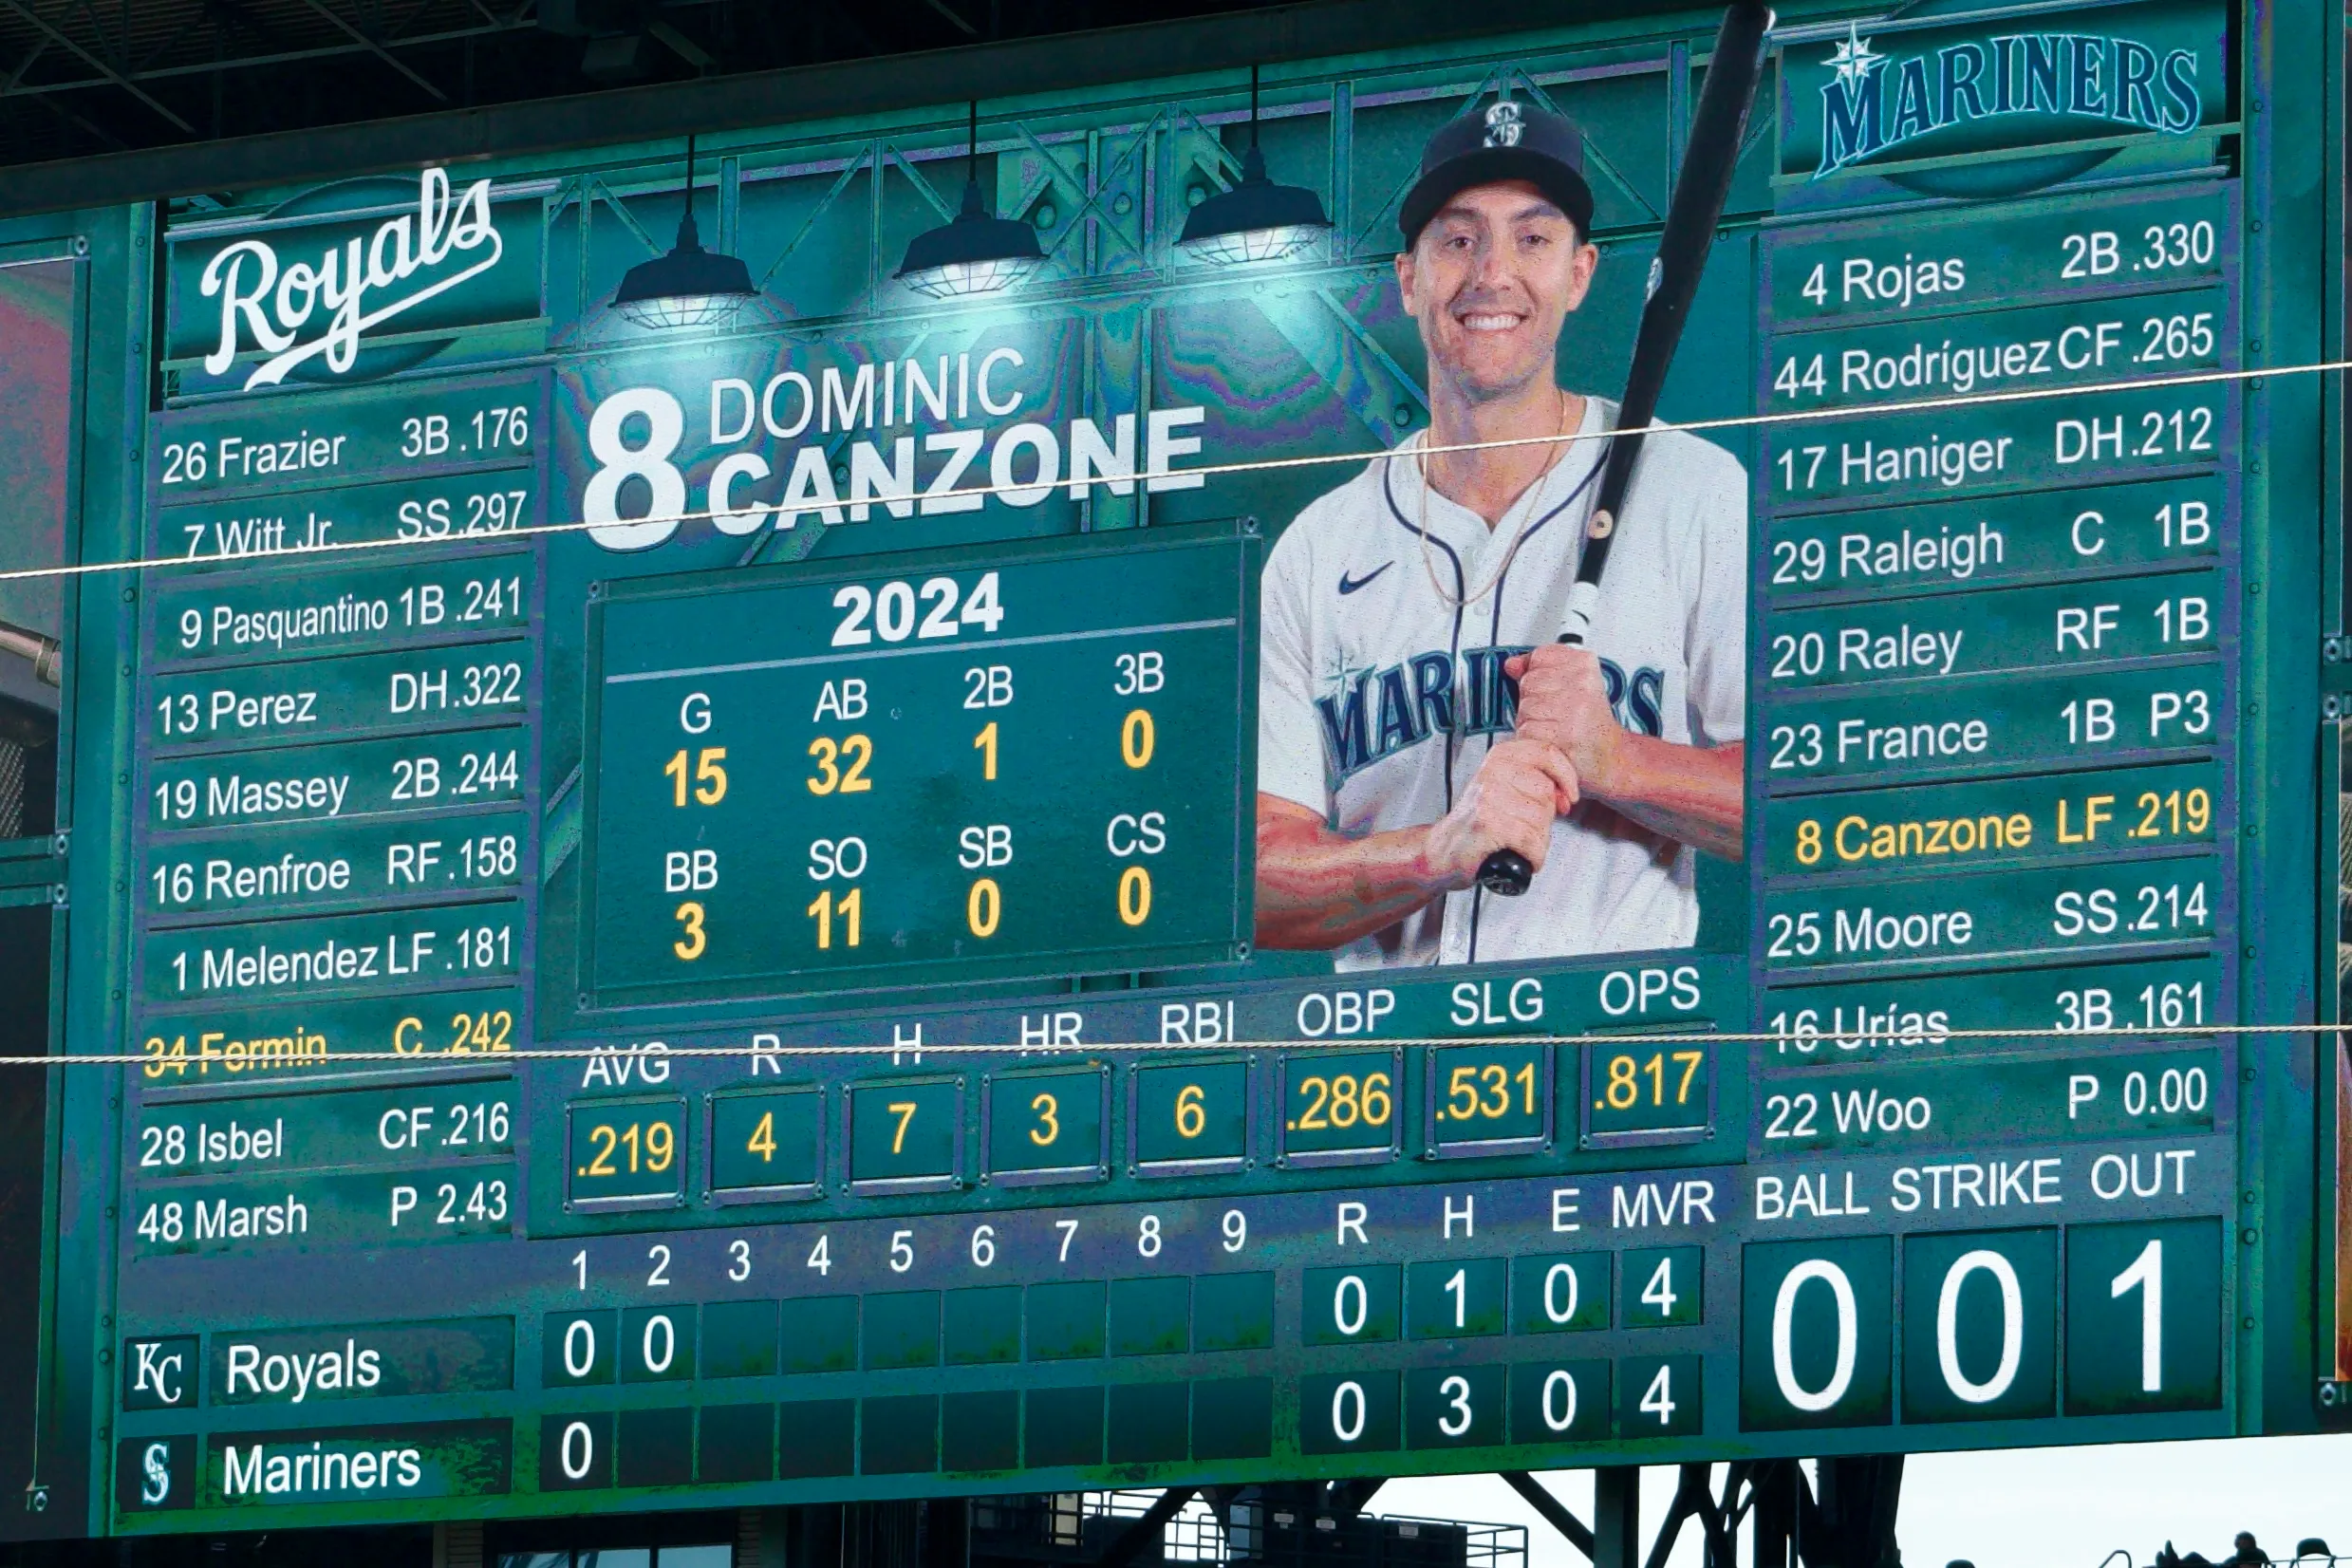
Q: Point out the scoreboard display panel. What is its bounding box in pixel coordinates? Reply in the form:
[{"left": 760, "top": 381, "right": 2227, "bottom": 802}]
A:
[
  {"left": 578, "top": 528, "right": 1254, "bottom": 1004},
  {"left": 0, "top": 0, "right": 2344, "bottom": 1541}
]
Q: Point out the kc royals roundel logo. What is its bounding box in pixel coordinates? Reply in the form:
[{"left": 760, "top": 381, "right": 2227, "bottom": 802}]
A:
[{"left": 1483, "top": 101, "right": 1524, "bottom": 147}]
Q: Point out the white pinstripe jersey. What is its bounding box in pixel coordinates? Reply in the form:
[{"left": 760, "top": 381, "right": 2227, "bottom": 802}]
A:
[{"left": 1257, "top": 398, "right": 1748, "bottom": 968}]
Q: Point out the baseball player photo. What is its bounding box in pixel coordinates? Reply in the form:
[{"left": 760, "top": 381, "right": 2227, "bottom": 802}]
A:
[{"left": 1255, "top": 98, "right": 1748, "bottom": 969}]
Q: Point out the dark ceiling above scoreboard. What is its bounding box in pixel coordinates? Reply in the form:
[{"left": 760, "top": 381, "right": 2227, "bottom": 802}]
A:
[{"left": 0, "top": 0, "right": 1699, "bottom": 194}]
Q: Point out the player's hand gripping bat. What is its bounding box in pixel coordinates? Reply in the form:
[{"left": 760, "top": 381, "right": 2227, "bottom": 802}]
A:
[{"left": 1474, "top": 0, "right": 1774, "bottom": 898}]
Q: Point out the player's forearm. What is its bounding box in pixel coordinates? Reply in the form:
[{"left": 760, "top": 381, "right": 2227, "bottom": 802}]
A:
[
  {"left": 1253, "top": 820, "right": 1457, "bottom": 950},
  {"left": 1588, "top": 738, "right": 1745, "bottom": 859}
]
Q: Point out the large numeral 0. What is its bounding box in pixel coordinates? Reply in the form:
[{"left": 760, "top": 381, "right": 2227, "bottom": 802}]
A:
[
  {"left": 1771, "top": 1260, "right": 1857, "bottom": 1412},
  {"left": 1121, "top": 709, "right": 1155, "bottom": 768},
  {"left": 1540, "top": 1369, "right": 1578, "bottom": 1432},
  {"left": 560, "top": 1419, "right": 596, "bottom": 1481},
  {"left": 1118, "top": 866, "right": 1151, "bottom": 926},
  {"left": 1333, "top": 1275, "right": 1369, "bottom": 1336},
  {"left": 1544, "top": 1263, "right": 1579, "bottom": 1325},
  {"left": 1330, "top": 1380, "right": 1367, "bottom": 1443},
  {"left": 1936, "top": 1250, "right": 2023, "bottom": 1404},
  {"left": 968, "top": 878, "right": 1001, "bottom": 938},
  {"left": 641, "top": 1314, "right": 676, "bottom": 1375},
  {"left": 563, "top": 1318, "right": 597, "bottom": 1379}
]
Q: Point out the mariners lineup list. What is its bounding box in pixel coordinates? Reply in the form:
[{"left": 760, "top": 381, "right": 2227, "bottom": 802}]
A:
[{"left": 1752, "top": 171, "right": 2238, "bottom": 1218}]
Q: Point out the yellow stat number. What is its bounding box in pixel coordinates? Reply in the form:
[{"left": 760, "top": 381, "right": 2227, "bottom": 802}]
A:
[
  {"left": 1117, "top": 865, "right": 1150, "bottom": 926},
  {"left": 1597, "top": 1050, "right": 1704, "bottom": 1110},
  {"left": 567, "top": 1099, "right": 687, "bottom": 1204},
  {"left": 1174, "top": 1084, "right": 1206, "bottom": 1138},
  {"left": 1292, "top": 1073, "right": 1391, "bottom": 1129},
  {"left": 710, "top": 1089, "right": 821, "bottom": 1193},
  {"left": 1132, "top": 1061, "right": 1247, "bottom": 1167},
  {"left": 968, "top": 879, "right": 999, "bottom": 939},
  {"left": 1444, "top": 1061, "right": 1537, "bottom": 1120},
  {"left": 986, "top": 1069, "right": 1104, "bottom": 1176},
  {"left": 1121, "top": 708, "right": 1155, "bottom": 768},
  {"left": 807, "top": 734, "right": 873, "bottom": 794},
  {"left": 2130, "top": 785, "right": 2211, "bottom": 838},
  {"left": 1429, "top": 1045, "right": 1547, "bottom": 1147},
  {"left": 808, "top": 887, "right": 862, "bottom": 949},
  {"left": 579, "top": 1116, "right": 674, "bottom": 1176},
  {"left": 1283, "top": 1052, "right": 1397, "bottom": 1155},
  {"left": 886, "top": 1101, "right": 918, "bottom": 1154},
  {"left": 661, "top": 746, "right": 722, "bottom": 963},
  {"left": 1112, "top": 710, "right": 1156, "bottom": 924},
  {"left": 664, "top": 747, "right": 727, "bottom": 806},
  {"left": 849, "top": 1080, "right": 959, "bottom": 1185}
]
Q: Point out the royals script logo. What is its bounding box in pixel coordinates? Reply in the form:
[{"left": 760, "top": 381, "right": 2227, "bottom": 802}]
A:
[
  {"left": 1814, "top": 23, "right": 2202, "bottom": 178},
  {"left": 200, "top": 167, "right": 504, "bottom": 389}
]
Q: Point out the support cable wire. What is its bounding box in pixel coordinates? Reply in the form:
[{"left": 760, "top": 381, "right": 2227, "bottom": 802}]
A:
[
  {"left": 28, "top": 1021, "right": 2352, "bottom": 1066},
  {"left": 0, "top": 350, "right": 2337, "bottom": 588}
]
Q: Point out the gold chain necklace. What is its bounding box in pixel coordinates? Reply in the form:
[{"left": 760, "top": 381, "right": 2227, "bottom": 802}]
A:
[{"left": 1414, "top": 386, "right": 1576, "bottom": 610}]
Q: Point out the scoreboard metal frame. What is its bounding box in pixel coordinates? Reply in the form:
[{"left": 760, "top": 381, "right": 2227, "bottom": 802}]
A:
[{"left": 0, "top": 0, "right": 2341, "bottom": 1542}]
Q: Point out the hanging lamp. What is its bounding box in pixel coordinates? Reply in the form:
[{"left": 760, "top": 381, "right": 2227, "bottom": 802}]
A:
[
  {"left": 1178, "top": 66, "right": 1333, "bottom": 265},
  {"left": 896, "top": 102, "right": 1047, "bottom": 299},
  {"left": 612, "top": 134, "right": 760, "bottom": 328}
]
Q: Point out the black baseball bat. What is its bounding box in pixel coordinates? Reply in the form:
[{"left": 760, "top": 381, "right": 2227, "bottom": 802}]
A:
[{"left": 1475, "top": 0, "right": 1774, "bottom": 898}]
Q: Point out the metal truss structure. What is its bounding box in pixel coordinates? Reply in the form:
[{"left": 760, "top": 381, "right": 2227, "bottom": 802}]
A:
[{"left": 0, "top": 0, "right": 1301, "bottom": 174}]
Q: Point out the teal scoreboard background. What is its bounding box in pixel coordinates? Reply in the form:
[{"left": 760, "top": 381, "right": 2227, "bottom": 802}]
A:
[{"left": 0, "top": 0, "right": 2342, "bottom": 1540}]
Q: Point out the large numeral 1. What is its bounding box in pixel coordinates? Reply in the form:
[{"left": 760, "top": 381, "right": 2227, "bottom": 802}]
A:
[{"left": 2110, "top": 1239, "right": 2163, "bottom": 1392}]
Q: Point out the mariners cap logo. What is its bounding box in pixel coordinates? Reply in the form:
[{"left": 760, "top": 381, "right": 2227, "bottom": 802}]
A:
[{"left": 1483, "top": 101, "right": 1525, "bottom": 148}]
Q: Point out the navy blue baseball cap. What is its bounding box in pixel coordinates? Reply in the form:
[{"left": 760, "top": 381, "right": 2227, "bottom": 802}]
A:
[{"left": 1399, "top": 98, "right": 1596, "bottom": 246}]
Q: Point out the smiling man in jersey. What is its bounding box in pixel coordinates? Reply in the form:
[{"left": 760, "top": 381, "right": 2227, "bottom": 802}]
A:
[{"left": 1255, "top": 97, "right": 1747, "bottom": 968}]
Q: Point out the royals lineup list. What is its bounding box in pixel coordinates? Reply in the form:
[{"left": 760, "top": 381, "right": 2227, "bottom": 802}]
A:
[{"left": 130, "top": 372, "right": 544, "bottom": 1258}]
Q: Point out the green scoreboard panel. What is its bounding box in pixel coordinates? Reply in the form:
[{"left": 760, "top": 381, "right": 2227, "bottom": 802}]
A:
[
  {"left": 579, "top": 528, "right": 1254, "bottom": 1005},
  {"left": 3, "top": 0, "right": 2342, "bottom": 1542}
]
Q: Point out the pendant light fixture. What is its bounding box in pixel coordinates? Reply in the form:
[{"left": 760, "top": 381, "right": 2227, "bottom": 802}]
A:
[
  {"left": 1178, "top": 66, "right": 1333, "bottom": 265},
  {"left": 895, "top": 102, "right": 1047, "bottom": 299},
  {"left": 612, "top": 134, "right": 761, "bottom": 329}
]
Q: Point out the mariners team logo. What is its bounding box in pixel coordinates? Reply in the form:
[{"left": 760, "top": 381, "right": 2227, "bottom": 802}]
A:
[
  {"left": 1316, "top": 648, "right": 1667, "bottom": 780},
  {"left": 1813, "top": 21, "right": 2203, "bottom": 179},
  {"left": 116, "top": 1432, "right": 194, "bottom": 1511},
  {"left": 140, "top": 1444, "right": 172, "bottom": 1506},
  {"left": 1483, "top": 101, "right": 1525, "bottom": 148}
]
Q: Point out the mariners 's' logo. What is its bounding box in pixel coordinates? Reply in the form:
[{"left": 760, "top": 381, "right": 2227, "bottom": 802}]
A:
[
  {"left": 140, "top": 1443, "right": 172, "bottom": 1506},
  {"left": 1483, "top": 102, "right": 1525, "bottom": 148}
]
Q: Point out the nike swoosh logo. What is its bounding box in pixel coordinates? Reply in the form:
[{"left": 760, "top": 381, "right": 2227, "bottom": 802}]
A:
[{"left": 1338, "top": 562, "right": 1393, "bottom": 595}]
